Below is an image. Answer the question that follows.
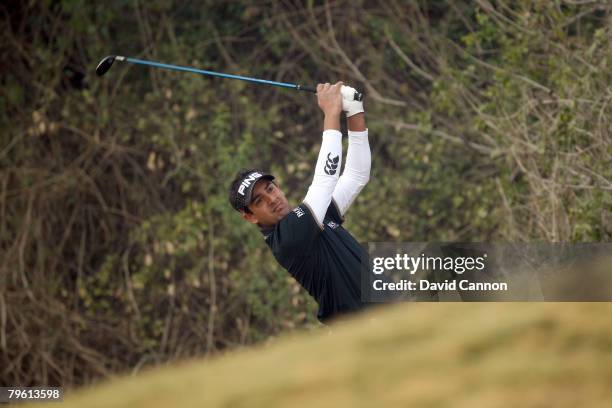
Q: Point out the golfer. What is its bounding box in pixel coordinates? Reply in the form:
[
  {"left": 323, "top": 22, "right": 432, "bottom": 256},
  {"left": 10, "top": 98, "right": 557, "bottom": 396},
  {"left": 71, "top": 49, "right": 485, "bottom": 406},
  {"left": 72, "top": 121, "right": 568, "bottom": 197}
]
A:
[{"left": 229, "top": 81, "right": 370, "bottom": 323}]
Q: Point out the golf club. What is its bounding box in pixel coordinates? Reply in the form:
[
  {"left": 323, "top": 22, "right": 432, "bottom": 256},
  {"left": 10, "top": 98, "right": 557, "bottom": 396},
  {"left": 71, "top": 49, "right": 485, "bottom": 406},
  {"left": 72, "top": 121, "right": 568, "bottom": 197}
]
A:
[{"left": 96, "top": 55, "right": 364, "bottom": 101}]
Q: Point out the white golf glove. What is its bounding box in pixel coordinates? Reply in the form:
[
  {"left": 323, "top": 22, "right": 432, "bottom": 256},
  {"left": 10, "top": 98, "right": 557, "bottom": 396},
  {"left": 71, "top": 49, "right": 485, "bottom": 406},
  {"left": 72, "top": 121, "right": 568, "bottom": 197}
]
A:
[{"left": 341, "top": 85, "right": 364, "bottom": 117}]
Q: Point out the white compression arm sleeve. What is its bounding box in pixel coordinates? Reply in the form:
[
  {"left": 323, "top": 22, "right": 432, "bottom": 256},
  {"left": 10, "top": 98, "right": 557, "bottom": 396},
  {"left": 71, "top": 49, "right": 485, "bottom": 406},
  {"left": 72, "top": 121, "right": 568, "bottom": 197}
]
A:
[
  {"left": 303, "top": 129, "right": 343, "bottom": 227},
  {"left": 332, "top": 129, "right": 370, "bottom": 216}
]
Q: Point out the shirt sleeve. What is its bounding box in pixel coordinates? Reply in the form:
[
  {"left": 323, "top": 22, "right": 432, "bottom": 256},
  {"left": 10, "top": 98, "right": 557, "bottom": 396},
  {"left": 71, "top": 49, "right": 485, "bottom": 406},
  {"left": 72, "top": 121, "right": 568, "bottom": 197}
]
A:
[
  {"left": 326, "top": 199, "right": 344, "bottom": 224},
  {"left": 332, "top": 129, "right": 370, "bottom": 216},
  {"left": 303, "top": 129, "right": 343, "bottom": 226}
]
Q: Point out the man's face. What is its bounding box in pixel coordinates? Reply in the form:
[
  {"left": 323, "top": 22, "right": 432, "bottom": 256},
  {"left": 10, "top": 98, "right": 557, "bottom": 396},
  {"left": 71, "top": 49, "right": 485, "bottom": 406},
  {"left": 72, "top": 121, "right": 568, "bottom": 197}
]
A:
[{"left": 242, "top": 179, "right": 291, "bottom": 227}]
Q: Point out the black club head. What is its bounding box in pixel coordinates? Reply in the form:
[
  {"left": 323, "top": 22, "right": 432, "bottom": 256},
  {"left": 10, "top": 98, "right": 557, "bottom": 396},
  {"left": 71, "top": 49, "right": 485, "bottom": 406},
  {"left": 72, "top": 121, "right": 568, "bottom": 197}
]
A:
[{"left": 96, "top": 55, "right": 116, "bottom": 76}]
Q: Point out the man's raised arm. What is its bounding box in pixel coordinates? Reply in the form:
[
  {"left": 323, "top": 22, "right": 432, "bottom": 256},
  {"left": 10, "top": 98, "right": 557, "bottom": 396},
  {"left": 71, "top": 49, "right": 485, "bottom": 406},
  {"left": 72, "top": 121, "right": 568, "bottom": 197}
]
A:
[
  {"left": 303, "top": 82, "right": 344, "bottom": 227},
  {"left": 332, "top": 86, "right": 371, "bottom": 217}
]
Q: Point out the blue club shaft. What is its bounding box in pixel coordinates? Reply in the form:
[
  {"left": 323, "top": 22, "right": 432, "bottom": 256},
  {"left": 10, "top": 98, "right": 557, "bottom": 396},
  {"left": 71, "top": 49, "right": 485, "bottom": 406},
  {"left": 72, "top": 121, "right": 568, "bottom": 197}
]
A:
[
  {"left": 123, "top": 56, "right": 312, "bottom": 92},
  {"left": 99, "top": 55, "right": 363, "bottom": 100}
]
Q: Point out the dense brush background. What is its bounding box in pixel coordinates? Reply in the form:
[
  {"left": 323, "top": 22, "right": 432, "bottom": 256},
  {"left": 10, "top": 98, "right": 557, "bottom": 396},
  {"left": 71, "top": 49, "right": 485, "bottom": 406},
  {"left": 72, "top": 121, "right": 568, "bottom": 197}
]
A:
[{"left": 1, "top": 0, "right": 610, "bottom": 387}]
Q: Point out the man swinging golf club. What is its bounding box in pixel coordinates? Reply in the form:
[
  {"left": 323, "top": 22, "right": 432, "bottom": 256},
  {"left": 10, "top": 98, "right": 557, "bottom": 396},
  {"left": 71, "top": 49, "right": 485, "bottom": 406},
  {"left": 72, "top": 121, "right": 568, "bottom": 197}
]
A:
[{"left": 229, "top": 81, "right": 370, "bottom": 323}]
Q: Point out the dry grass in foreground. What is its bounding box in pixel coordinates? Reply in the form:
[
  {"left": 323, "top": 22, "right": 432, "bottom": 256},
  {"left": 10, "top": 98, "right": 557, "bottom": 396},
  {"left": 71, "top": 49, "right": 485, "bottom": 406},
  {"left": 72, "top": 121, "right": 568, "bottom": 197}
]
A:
[{"left": 34, "top": 303, "right": 612, "bottom": 407}]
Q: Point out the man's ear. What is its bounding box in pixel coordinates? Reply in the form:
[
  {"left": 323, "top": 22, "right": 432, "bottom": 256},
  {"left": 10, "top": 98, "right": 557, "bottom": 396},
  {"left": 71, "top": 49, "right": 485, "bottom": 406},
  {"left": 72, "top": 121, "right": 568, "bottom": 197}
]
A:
[{"left": 241, "top": 210, "right": 259, "bottom": 224}]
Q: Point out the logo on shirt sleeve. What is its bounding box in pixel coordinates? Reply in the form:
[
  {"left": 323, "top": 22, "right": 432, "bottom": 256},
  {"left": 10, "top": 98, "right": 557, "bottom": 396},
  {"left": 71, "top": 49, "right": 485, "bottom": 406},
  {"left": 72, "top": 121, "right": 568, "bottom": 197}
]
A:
[
  {"left": 326, "top": 221, "right": 339, "bottom": 229},
  {"left": 324, "top": 153, "right": 339, "bottom": 175},
  {"left": 293, "top": 207, "right": 305, "bottom": 218}
]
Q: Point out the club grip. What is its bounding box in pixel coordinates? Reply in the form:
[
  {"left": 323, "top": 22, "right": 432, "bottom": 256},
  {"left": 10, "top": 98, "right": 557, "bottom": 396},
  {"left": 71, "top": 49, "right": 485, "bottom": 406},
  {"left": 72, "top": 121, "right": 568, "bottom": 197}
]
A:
[
  {"left": 297, "top": 84, "right": 364, "bottom": 101},
  {"left": 297, "top": 85, "right": 317, "bottom": 93}
]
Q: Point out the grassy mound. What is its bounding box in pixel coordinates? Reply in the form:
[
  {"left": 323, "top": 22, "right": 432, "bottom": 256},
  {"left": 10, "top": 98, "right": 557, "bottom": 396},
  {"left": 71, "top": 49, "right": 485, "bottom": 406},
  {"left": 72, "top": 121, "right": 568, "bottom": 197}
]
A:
[{"left": 49, "top": 303, "right": 612, "bottom": 407}]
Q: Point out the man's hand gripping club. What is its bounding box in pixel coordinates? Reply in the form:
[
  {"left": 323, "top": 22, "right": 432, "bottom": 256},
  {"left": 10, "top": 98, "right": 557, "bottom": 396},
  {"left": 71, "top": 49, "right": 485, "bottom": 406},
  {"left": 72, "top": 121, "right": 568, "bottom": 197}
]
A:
[
  {"left": 317, "top": 82, "right": 344, "bottom": 131},
  {"left": 317, "top": 82, "right": 365, "bottom": 123},
  {"left": 341, "top": 85, "right": 364, "bottom": 117}
]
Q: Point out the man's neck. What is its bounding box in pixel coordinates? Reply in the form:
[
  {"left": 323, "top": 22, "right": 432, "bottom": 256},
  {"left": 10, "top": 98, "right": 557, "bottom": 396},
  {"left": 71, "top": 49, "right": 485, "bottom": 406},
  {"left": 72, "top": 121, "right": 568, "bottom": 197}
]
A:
[{"left": 258, "top": 223, "right": 275, "bottom": 237}]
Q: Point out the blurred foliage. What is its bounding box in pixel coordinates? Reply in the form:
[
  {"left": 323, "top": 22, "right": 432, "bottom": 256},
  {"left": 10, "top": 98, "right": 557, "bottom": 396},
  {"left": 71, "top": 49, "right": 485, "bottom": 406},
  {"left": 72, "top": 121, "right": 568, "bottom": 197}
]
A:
[{"left": 0, "top": 0, "right": 610, "bottom": 387}]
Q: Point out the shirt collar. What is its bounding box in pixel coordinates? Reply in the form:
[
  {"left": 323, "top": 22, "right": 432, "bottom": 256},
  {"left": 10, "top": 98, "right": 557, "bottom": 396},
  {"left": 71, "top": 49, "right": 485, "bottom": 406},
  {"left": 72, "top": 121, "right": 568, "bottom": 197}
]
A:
[{"left": 258, "top": 224, "right": 274, "bottom": 239}]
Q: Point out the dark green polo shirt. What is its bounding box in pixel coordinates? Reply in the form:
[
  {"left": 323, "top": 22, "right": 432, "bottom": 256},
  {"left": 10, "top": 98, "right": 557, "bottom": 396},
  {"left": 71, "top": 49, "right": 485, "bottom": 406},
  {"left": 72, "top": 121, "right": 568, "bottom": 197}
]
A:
[{"left": 262, "top": 201, "right": 366, "bottom": 323}]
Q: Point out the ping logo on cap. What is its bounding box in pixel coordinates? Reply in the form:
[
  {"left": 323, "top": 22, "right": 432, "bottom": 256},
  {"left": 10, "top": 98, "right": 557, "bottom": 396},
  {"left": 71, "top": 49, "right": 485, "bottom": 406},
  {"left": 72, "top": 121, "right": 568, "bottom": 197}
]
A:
[{"left": 238, "top": 172, "right": 263, "bottom": 195}]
